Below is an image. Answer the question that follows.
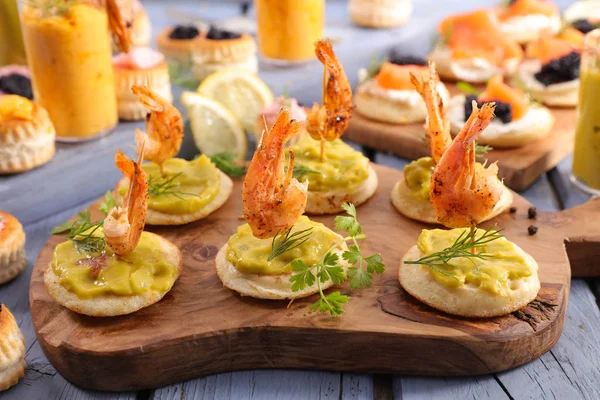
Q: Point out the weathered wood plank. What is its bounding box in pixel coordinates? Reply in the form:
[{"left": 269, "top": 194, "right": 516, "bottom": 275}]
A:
[
  {"left": 393, "top": 375, "right": 509, "bottom": 400},
  {"left": 497, "top": 280, "right": 600, "bottom": 400}
]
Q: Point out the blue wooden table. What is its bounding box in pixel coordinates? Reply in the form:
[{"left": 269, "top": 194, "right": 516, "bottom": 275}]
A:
[{"left": 1, "top": 1, "right": 599, "bottom": 399}]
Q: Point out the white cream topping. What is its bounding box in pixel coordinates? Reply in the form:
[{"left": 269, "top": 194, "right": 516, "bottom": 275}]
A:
[
  {"left": 430, "top": 45, "right": 505, "bottom": 82},
  {"left": 564, "top": 0, "right": 600, "bottom": 23},
  {"left": 515, "top": 60, "right": 580, "bottom": 93},
  {"left": 501, "top": 14, "right": 561, "bottom": 37}
]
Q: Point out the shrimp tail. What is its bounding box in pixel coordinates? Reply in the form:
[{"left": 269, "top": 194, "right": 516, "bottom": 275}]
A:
[
  {"left": 106, "top": 0, "right": 131, "bottom": 53},
  {"left": 131, "top": 85, "right": 165, "bottom": 112}
]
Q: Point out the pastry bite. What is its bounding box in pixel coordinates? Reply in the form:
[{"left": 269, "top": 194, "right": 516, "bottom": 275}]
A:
[
  {"left": 46, "top": 147, "right": 183, "bottom": 317},
  {"left": 113, "top": 47, "right": 173, "bottom": 121},
  {"left": 497, "top": 0, "right": 561, "bottom": 44},
  {"left": 191, "top": 26, "right": 258, "bottom": 81},
  {"left": 0, "top": 65, "right": 32, "bottom": 99},
  {"left": 430, "top": 9, "right": 523, "bottom": 83},
  {"left": 391, "top": 63, "right": 512, "bottom": 224},
  {"left": 348, "top": 0, "right": 412, "bottom": 28},
  {"left": 0, "top": 305, "right": 26, "bottom": 391},
  {"left": 156, "top": 24, "right": 202, "bottom": 70},
  {"left": 302, "top": 39, "right": 377, "bottom": 215},
  {"left": 0, "top": 212, "right": 26, "bottom": 285},
  {"left": 399, "top": 102, "right": 540, "bottom": 318},
  {"left": 564, "top": 1, "right": 600, "bottom": 32},
  {"left": 512, "top": 29, "right": 583, "bottom": 107},
  {"left": 0, "top": 95, "right": 55, "bottom": 174},
  {"left": 255, "top": 96, "right": 308, "bottom": 144},
  {"left": 355, "top": 56, "right": 450, "bottom": 124},
  {"left": 115, "top": 86, "right": 232, "bottom": 225},
  {"left": 447, "top": 75, "right": 554, "bottom": 147}
]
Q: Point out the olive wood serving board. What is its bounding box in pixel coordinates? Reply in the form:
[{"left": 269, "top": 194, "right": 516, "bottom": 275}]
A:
[
  {"left": 30, "top": 164, "right": 600, "bottom": 391},
  {"left": 345, "top": 85, "right": 576, "bottom": 191}
]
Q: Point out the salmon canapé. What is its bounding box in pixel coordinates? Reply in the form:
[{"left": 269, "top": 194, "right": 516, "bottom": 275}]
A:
[
  {"left": 479, "top": 75, "right": 529, "bottom": 121},
  {"left": 375, "top": 62, "right": 430, "bottom": 91},
  {"left": 500, "top": 0, "right": 559, "bottom": 19},
  {"left": 438, "top": 9, "right": 523, "bottom": 67},
  {"left": 526, "top": 30, "right": 584, "bottom": 64}
]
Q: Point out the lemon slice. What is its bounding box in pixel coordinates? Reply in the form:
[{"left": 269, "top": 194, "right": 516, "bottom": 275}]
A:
[
  {"left": 197, "top": 69, "right": 274, "bottom": 134},
  {"left": 181, "top": 91, "right": 247, "bottom": 161}
]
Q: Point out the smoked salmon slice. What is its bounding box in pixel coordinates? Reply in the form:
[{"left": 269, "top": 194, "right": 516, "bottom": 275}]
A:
[
  {"left": 375, "top": 62, "right": 429, "bottom": 91},
  {"left": 526, "top": 30, "right": 583, "bottom": 64},
  {"left": 501, "top": 0, "right": 559, "bottom": 19},
  {"left": 439, "top": 9, "right": 523, "bottom": 67},
  {"left": 479, "top": 75, "right": 529, "bottom": 120}
]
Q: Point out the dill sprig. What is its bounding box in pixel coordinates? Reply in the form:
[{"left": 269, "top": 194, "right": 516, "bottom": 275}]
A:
[
  {"left": 292, "top": 164, "right": 321, "bottom": 180},
  {"left": 456, "top": 81, "right": 481, "bottom": 96},
  {"left": 475, "top": 144, "right": 493, "bottom": 157},
  {"left": 404, "top": 226, "right": 503, "bottom": 280},
  {"left": 148, "top": 173, "right": 200, "bottom": 200},
  {"left": 209, "top": 152, "right": 247, "bottom": 177},
  {"left": 267, "top": 226, "right": 314, "bottom": 261}
]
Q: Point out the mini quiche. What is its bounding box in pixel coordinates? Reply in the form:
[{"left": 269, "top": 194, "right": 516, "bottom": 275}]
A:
[
  {"left": 513, "top": 29, "right": 584, "bottom": 107},
  {"left": 0, "top": 305, "right": 25, "bottom": 391},
  {"left": 430, "top": 9, "right": 523, "bottom": 83},
  {"left": 497, "top": 0, "right": 561, "bottom": 44},
  {"left": 0, "top": 95, "right": 55, "bottom": 174},
  {"left": 355, "top": 56, "right": 450, "bottom": 124},
  {"left": 447, "top": 75, "right": 554, "bottom": 147},
  {"left": 0, "top": 212, "right": 26, "bottom": 285}
]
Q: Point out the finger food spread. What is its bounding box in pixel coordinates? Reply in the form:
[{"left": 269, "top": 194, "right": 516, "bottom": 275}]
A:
[
  {"left": 0, "top": 305, "right": 25, "bottom": 392},
  {"left": 0, "top": 212, "right": 26, "bottom": 285}
]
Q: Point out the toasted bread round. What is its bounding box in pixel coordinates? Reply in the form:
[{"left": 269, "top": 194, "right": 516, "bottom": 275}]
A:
[
  {"left": 116, "top": 170, "right": 233, "bottom": 225},
  {"left": 399, "top": 242, "right": 540, "bottom": 317},
  {"left": 0, "top": 212, "right": 26, "bottom": 285},
  {"left": 447, "top": 95, "right": 554, "bottom": 148},
  {"left": 305, "top": 165, "right": 378, "bottom": 215},
  {"left": 391, "top": 176, "right": 513, "bottom": 224},
  {"left": 355, "top": 80, "right": 450, "bottom": 124},
  {"left": 513, "top": 62, "right": 579, "bottom": 107},
  {"left": 44, "top": 232, "right": 182, "bottom": 317},
  {"left": 0, "top": 305, "right": 25, "bottom": 391},
  {"left": 215, "top": 239, "right": 348, "bottom": 300}
]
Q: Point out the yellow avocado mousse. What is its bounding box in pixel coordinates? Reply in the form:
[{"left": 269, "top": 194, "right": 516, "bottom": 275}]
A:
[
  {"left": 291, "top": 136, "right": 378, "bottom": 215},
  {"left": 45, "top": 149, "right": 183, "bottom": 317},
  {"left": 399, "top": 99, "right": 540, "bottom": 318},
  {"left": 116, "top": 155, "right": 233, "bottom": 225},
  {"left": 391, "top": 61, "right": 513, "bottom": 225}
]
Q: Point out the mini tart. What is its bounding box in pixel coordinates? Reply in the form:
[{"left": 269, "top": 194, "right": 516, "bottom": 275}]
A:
[
  {"left": 216, "top": 223, "right": 349, "bottom": 300},
  {"left": 191, "top": 33, "right": 258, "bottom": 81},
  {"left": 355, "top": 79, "right": 450, "bottom": 124},
  {"left": 0, "top": 96, "right": 55, "bottom": 174},
  {"left": 0, "top": 305, "right": 26, "bottom": 391},
  {"left": 391, "top": 175, "right": 514, "bottom": 224},
  {"left": 348, "top": 0, "right": 413, "bottom": 28},
  {"left": 399, "top": 234, "right": 540, "bottom": 318},
  {"left": 447, "top": 95, "right": 554, "bottom": 148},
  {"left": 44, "top": 232, "right": 182, "bottom": 317},
  {"left": 156, "top": 26, "right": 202, "bottom": 68},
  {"left": 513, "top": 59, "right": 579, "bottom": 107},
  {"left": 0, "top": 212, "right": 26, "bottom": 285},
  {"left": 113, "top": 48, "right": 173, "bottom": 121}
]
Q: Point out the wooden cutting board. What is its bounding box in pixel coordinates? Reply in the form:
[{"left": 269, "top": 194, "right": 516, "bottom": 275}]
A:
[
  {"left": 29, "top": 164, "right": 600, "bottom": 391},
  {"left": 345, "top": 87, "right": 576, "bottom": 191}
]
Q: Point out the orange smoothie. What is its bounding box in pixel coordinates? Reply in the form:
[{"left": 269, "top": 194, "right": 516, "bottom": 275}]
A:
[
  {"left": 21, "top": 2, "right": 117, "bottom": 139},
  {"left": 255, "top": 0, "right": 324, "bottom": 63}
]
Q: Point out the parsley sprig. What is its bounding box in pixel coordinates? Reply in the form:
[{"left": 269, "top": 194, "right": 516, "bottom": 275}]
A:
[
  {"left": 292, "top": 164, "right": 321, "bottom": 180},
  {"left": 404, "top": 226, "right": 503, "bottom": 280},
  {"left": 209, "top": 152, "right": 247, "bottom": 178},
  {"left": 51, "top": 191, "right": 117, "bottom": 253},
  {"left": 289, "top": 203, "right": 385, "bottom": 316}
]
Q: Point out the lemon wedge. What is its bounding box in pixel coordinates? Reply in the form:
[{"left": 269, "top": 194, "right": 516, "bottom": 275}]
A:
[
  {"left": 197, "top": 69, "right": 274, "bottom": 134},
  {"left": 181, "top": 91, "right": 247, "bottom": 161}
]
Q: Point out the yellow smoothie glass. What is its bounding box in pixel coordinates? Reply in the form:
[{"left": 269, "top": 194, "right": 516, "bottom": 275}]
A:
[
  {"left": 0, "top": 0, "right": 26, "bottom": 65},
  {"left": 255, "top": 0, "right": 325, "bottom": 65},
  {"left": 20, "top": 0, "right": 117, "bottom": 141},
  {"left": 572, "top": 29, "right": 600, "bottom": 194}
]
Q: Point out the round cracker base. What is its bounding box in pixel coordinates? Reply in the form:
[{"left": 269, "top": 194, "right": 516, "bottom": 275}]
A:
[
  {"left": 305, "top": 165, "right": 378, "bottom": 215},
  {"left": 399, "top": 243, "right": 540, "bottom": 318},
  {"left": 391, "top": 177, "right": 513, "bottom": 224},
  {"left": 44, "top": 232, "right": 183, "bottom": 317}
]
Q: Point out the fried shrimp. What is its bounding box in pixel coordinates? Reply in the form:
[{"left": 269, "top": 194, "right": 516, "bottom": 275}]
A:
[
  {"left": 131, "top": 85, "right": 184, "bottom": 174},
  {"left": 306, "top": 39, "right": 353, "bottom": 158},
  {"left": 430, "top": 102, "right": 504, "bottom": 228},
  {"left": 410, "top": 61, "right": 452, "bottom": 164},
  {"left": 105, "top": 0, "right": 131, "bottom": 53},
  {"left": 242, "top": 109, "right": 307, "bottom": 239},
  {"left": 104, "top": 144, "right": 148, "bottom": 256}
]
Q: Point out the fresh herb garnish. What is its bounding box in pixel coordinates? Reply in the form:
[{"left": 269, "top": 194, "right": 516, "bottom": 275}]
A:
[
  {"left": 289, "top": 203, "right": 385, "bottom": 316},
  {"left": 148, "top": 173, "right": 200, "bottom": 199},
  {"left": 292, "top": 164, "right": 321, "bottom": 180},
  {"left": 456, "top": 81, "right": 481, "bottom": 95},
  {"left": 26, "top": 0, "right": 78, "bottom": 17},
  {"left": 51, "top": 191, "right": 118, "bottom": 253},
  {"left": 367, "top": 56, "right": 388, "bottom": 79},
  {"left": 268, "top": 226, "right": 314, "bottom": 261},
  {"left": 404, "top": 226, "right": 503, "bottom": 280},
  {"left": 168, "top": 63, "right": 198, "bottom": 90},
  {"left": 209, "top": 152, "right": 247, "bottom": 177},
  {"left": 475, "top": 144, "right": 493, "bottom": 157}
]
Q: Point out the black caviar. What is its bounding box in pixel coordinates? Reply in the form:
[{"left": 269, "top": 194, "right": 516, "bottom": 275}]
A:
[
  {"left": 206, "top": 26, "right": 242, "bottom": 40},
  {"left": 0, "top": 74, "right": 33, "bottom": 100},
  {"left": 534, "top": 51, "right": 581, "bottom": 86},
  {"left": 388, "top": 54, "right": 428, "bottom": 67},
  {"left": 464, "top": 95, "right": 512, "bottom": 124},
  {"left": 572, "top": 19, "right": 597, "bottom": 34},
  {"left": 169, "top": 25, "right": 200, "bottom": 40}
]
